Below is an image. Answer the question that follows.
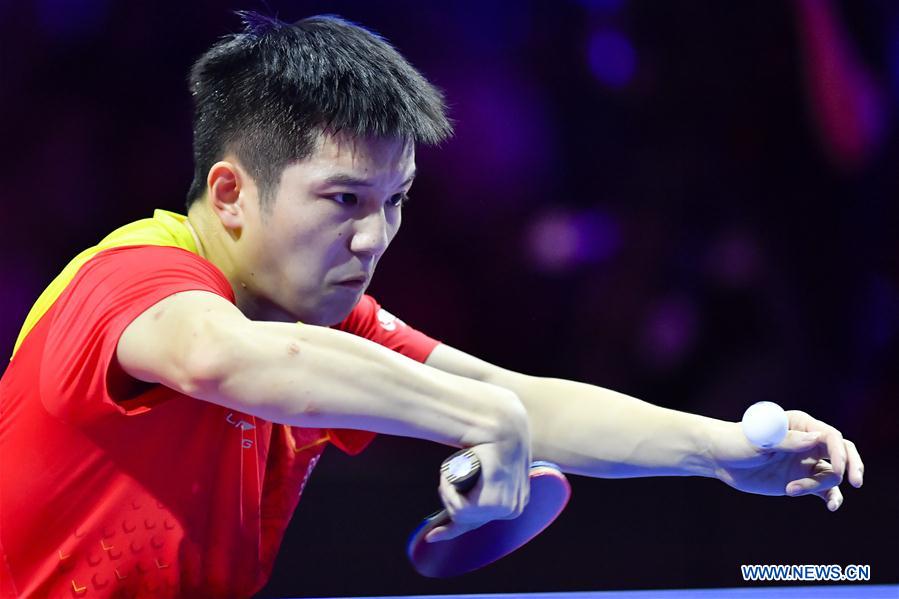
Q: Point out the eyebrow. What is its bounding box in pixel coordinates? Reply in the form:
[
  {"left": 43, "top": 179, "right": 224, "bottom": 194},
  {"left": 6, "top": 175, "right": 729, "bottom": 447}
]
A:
[{"left": 321, "top": 171, "right": 416, "bottom": 189}]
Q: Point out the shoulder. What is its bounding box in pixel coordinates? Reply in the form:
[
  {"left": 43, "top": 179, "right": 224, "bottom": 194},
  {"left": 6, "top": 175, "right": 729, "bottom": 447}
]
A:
[
  {"left": 335, "top": 295, "right": 440, "bottom": 363},
  {"left": 76, "top": 245, "right": 233, "bottom": 299}
]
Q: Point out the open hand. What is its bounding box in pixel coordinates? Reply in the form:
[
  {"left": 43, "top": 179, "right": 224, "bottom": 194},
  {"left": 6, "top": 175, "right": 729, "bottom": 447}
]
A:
[{"left": 709, "top": 410, "right": 863, "bottom": 511}]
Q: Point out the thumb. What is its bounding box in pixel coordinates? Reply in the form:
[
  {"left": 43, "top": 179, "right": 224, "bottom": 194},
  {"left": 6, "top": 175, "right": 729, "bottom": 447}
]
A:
[
  {"left": 425, "top": 520, "right": 483, "bottom": 543},
  {"left": 775, "top": 430, "right": 822, "bottom": 453},
  {"left": 425, "top": 523, "right": 464, "bottom": 543}
]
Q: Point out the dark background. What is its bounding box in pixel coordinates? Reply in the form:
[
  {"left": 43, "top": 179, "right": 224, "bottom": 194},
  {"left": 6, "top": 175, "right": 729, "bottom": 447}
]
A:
[{"left": 1, "top": 0, "right": 897, "bottom": 596}]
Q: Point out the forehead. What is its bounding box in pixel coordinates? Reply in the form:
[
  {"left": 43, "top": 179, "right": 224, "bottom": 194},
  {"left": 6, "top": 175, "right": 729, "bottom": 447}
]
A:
[{"left": 298, "top": 131, "right": 416, "bottom": 180}]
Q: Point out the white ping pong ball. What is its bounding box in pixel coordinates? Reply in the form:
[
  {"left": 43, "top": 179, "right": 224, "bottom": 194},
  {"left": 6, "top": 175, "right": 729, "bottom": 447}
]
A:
[{"left": 741, "top": 401, "right": 788, "bottom": 448}]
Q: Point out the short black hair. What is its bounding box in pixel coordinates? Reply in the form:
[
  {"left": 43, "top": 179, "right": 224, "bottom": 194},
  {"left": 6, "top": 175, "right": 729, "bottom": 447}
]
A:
[{"left": 186, "top": 12, "right": 452, "bottom": 209}]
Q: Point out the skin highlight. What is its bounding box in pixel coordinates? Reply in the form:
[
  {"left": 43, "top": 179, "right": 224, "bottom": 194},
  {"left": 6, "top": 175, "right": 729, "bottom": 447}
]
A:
[{"left": 186, "top": 131, "right": 416, "bottom": 325}]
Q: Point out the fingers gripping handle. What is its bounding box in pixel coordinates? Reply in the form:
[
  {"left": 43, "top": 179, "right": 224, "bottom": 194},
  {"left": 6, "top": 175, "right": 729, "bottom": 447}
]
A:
[{"left": 442, "top": 449, "right": 481, "bottom": 494}]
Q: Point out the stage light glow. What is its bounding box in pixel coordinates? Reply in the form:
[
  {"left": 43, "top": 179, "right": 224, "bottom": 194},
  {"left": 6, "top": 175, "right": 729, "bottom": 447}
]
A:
[{"left": 587, "top": 30, "right": 637, "bottom": 89}]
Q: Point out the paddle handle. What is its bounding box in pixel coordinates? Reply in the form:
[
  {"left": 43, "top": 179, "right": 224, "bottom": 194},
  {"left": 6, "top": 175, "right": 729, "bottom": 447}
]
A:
[{"left": 441, "top": 449, "right": 481, "bottom": 494}]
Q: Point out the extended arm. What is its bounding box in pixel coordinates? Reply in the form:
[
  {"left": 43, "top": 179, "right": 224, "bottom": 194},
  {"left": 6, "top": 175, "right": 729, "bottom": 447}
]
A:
[
  {"left": 425, "top": 343, "right": 864, "bottom": 511},
  {"left": 116, "top": 290, "right": 532, "bottom": 527},
  {"left": 426, "top": 344, "right": 722, "bottom": 478},
  {"left": 117, "top": 291, "right": 524, "bottom": 447}
]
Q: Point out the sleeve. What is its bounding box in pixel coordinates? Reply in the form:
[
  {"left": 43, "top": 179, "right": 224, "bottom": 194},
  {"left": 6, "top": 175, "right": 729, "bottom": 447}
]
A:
[
  {"left": 335, "top": 295, "right": 441, "bottom": 362},
  {"left": 326, "top": 295, "right": 441, "bottom": 455},
  {"left": 38, "top": 245, "right": 235, "bottom": 424}
]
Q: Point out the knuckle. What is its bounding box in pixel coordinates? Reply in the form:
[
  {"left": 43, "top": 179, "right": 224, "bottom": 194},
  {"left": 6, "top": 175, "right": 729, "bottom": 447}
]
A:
[{"left": 503, "top": 501, "right": 520, "bottom": 519}]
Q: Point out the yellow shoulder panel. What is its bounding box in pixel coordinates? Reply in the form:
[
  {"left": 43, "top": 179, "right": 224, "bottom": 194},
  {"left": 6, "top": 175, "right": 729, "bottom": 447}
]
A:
[{"left": 11, "top": 210, "right": 197, "bottom": 358}]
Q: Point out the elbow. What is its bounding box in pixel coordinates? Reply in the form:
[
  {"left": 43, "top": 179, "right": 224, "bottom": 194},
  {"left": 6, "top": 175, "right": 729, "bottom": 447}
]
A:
[
  {"left": 177, "top": 314, "right": 248, "bottom": 400},
  {"left": 177, "top": 318, "right": 310, "bottom": 421}
]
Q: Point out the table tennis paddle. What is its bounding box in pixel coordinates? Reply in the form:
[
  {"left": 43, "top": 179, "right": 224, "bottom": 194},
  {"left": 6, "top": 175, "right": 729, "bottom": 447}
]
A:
[{"left": 407, "top": 449, "right": 571, "bottom": 578}]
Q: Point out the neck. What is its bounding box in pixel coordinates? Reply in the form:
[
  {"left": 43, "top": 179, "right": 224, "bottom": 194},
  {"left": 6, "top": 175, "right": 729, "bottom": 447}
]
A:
[
  {"left": 185, "top": 202, "right": 260, "bottom": 317},
  {"left": 185, "top": 201, "right": 312, "bottom": 323}
]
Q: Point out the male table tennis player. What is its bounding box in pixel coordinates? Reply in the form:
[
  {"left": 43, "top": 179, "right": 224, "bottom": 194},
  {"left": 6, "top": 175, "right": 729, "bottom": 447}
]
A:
[{"left": 0, "top": 13, "right": 864, "bottom": 599}]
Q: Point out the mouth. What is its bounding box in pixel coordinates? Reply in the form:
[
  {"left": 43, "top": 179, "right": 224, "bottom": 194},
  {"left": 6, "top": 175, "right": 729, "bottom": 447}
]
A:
[{"left": 334, "top": 276, "right": 367, "bottom": 289}]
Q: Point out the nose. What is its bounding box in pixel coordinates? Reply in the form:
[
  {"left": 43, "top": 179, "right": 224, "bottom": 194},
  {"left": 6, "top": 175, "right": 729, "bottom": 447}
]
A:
[{"left": 349, "top": 208, "right": 390, "bottom": 257}]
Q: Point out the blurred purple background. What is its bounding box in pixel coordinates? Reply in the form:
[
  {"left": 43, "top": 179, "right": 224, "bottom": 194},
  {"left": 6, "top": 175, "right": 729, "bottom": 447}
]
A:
[{"left": 1, "top": 0, "right": 897, "bottom": 596}]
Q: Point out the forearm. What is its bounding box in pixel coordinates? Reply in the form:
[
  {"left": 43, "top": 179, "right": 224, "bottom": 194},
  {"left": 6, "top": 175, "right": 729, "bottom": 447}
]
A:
[
  {"left": 490, "top": 373, "right": 727, "bottom": 479},
  {"left": 193, "top": 319, "right": 524, "bottom": 448}
]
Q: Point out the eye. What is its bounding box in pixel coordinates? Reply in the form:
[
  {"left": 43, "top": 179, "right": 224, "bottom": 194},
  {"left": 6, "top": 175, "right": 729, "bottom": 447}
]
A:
[
  {"left": 331, "top": 193, "right": 359, "bottom": 206},
  {"left": 388, "top": 193, "right": 410, "bottom": 208}
]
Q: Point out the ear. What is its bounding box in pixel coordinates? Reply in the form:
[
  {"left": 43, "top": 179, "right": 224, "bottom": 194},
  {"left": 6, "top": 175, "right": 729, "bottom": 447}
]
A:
[{"left": 206, "top": 161, "right": 246, "bottom": 232}]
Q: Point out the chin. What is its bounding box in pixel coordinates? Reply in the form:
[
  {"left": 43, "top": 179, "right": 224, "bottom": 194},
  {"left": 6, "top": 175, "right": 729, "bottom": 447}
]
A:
[{"left": 299, "top": 298, "right": 359, "bottom": 327}]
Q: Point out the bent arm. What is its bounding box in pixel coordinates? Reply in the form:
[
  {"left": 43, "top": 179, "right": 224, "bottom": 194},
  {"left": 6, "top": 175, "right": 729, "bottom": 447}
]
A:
[
  {"left": 426, "top": 343, "right": 728, "bottom": 479},
  {"left": 116, "top": 291, "right": 526, "bottom": 449}
]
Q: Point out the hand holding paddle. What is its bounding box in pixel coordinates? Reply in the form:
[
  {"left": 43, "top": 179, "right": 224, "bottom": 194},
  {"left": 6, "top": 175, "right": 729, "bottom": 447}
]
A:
[{"left": 408, "top": 448, "right": 571, "bottom": 578}]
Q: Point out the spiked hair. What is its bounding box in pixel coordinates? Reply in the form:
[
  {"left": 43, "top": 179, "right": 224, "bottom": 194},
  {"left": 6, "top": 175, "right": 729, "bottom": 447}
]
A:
[{"left": 186, "top": 12, "right": 452, "bottom": 208}]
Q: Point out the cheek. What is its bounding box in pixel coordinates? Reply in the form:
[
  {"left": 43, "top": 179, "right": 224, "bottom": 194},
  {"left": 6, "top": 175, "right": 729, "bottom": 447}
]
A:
[
  {"left": 298, "top": 226, "right": 353, "bottom": 274},
  {"left": 387, "top": 212, "right": 402, "bottom": 240}
]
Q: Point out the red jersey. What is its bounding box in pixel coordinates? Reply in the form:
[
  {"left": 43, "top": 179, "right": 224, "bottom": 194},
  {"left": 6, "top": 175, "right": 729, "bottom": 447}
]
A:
[{"left": 0, "top": 239, "right": 438, "bottom": 597}]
